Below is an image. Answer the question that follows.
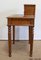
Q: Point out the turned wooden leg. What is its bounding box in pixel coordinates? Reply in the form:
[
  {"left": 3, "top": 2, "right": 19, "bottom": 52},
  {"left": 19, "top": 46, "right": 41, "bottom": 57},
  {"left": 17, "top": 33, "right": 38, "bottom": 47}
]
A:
[
  {"left": 13, "top": 26, "right": 15, "bottom": 44},
  {"left": 29, "top": 26, "right": 31, "bottom": 44},
  {"left": 8, "top": 26, "right": 11, "bottom": 57},
  {"left": 29, "top": 26, "right": 34, "bottom": 57}
]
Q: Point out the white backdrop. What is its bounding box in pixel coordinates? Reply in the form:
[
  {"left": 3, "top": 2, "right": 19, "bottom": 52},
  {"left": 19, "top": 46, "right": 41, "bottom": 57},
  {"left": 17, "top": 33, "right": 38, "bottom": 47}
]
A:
[{"left": 0, "top": 0, "right": 41, "bottom": 40}]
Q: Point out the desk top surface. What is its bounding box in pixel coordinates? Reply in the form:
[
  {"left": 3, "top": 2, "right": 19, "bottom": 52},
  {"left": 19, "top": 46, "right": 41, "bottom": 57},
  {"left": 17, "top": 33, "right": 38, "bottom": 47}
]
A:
[{"left": 7, "top": 14, "right": 34, "bottom": 19}]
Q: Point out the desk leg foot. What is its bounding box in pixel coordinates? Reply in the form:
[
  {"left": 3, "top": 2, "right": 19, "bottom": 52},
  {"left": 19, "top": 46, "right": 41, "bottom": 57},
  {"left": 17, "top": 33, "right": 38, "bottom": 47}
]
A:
[
  {"left": 8, "top": 26, "right": 11, "bottom": 57},
  {"left": 29, "top": 26, "right": 34, "bottom": 57},
  {"left": 30, "top": 44, "right": 33, "bottom": 57},
  {"left": 9, "top": 52, "right": 11, "bottom": 57},
  {"left": 13, "top": 26, "right": 15, "bottom": 44}
]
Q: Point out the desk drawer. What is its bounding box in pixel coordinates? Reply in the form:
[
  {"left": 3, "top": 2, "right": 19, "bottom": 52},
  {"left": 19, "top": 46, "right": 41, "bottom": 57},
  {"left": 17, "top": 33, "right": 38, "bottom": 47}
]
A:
[{"left": 8, "top": 18, "right": 34, "bottom": 26}]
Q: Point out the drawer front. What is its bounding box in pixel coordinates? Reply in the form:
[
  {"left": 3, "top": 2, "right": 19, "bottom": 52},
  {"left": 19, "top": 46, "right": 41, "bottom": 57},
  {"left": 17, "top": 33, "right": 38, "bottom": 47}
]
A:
[{"left": 8, "top": 18, "right": 34, "bottom": 26}]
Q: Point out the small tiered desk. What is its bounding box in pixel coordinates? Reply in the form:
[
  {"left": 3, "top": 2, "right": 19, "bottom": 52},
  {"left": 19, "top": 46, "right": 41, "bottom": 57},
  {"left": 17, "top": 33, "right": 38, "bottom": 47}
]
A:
[{"left": 7, "top": 4, "right": 35, "bottom": 57}]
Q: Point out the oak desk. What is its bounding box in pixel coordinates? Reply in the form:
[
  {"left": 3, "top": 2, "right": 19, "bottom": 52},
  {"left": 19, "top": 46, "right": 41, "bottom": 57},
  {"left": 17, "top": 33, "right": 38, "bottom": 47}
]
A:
[{"left": 7, "top": 14, "right": 34, "bottom": 57}]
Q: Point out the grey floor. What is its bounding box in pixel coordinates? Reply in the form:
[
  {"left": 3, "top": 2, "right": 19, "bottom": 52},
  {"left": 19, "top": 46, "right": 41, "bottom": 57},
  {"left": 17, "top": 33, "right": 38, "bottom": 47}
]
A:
[{"left": 0, "top": 41, "right": 41, "bottom": 60}]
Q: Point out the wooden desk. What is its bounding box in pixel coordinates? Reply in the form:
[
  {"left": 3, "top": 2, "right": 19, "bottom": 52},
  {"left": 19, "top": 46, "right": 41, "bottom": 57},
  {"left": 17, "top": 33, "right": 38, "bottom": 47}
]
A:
[{"left": 7, "top": 14, "right": 35, "bottom": 57}]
